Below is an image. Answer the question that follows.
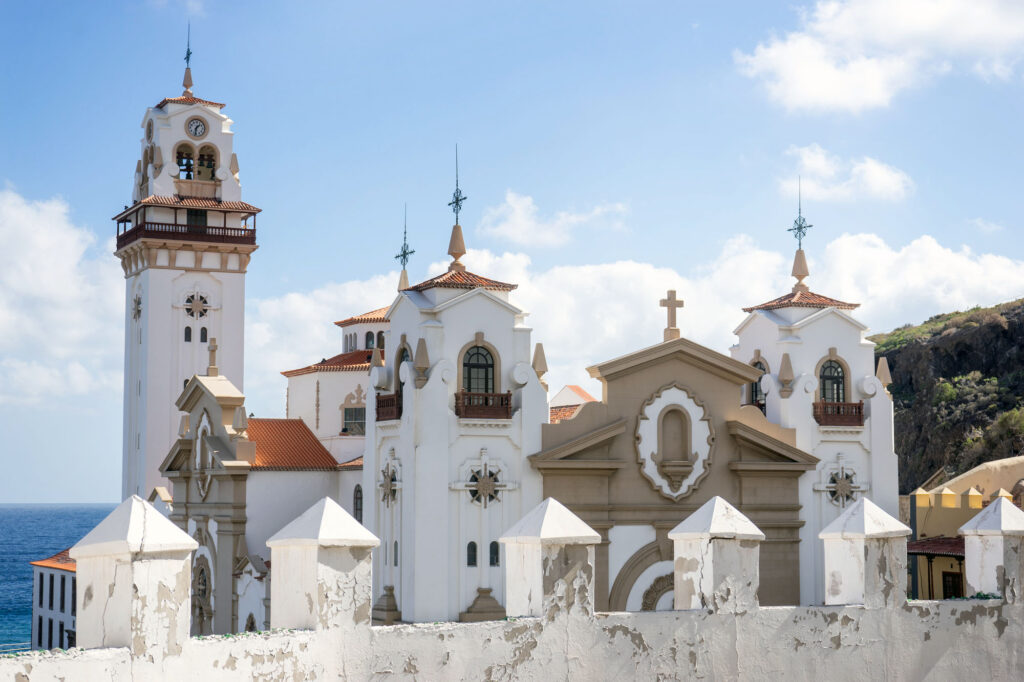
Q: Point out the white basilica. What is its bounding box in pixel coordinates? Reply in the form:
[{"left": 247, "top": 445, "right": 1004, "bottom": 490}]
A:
[{"left": 108, "top": 59, "right": 900, "bottom": 632}]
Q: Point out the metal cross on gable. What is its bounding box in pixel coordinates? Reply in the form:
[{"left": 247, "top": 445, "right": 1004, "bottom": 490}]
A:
[
  {"left": 451, "top": 449, "right": 517, "bottom": 509},
  {"left": 788, "top": 176, "right": 812, "bottom": 249},
  {"left": 394, "top": 203, "right": 415, "bottom": 268}
]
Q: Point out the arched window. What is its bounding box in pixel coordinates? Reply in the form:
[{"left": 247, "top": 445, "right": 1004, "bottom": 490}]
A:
[
  {"left": 175, "top": 143, "right": 195, "bottom": 179},
  {"left": 658, "top": 408, "right": 690, "bottom": 463},
  {"left": 467, "top": 541, "right": 478, "bottom": 567},
  {"left": 196, "top": 144, "right": 217, "bottom": 181},
  {"left": 353, "top": 485, "right": 363, "bottom": 523},
  {"left": 396, "top": 347, "right": 411, "bottom": 394},
  {"left": 366, "top": 332, "right": 375, "bottom": 349},
  {"left": 750, "top": 361, "right": 767, "bottom": 412},
  {"left": 377, "top": 331, "right": 385, "bottom": 351},
  {"left": 393, "top": 541, "right": 399, "bottom": 567},
  {"left": 820, "top": 360, "right": 846, "bottom": 402},
  {"left": 463, "top": 346, "right": 495, "bottom": 393},
  {"left": 244, "top": 613, "right": 256, "bottom": 632},
  {"left": 184, "top": 326, "right": 192, "bottom": 342},
  {"left": 489, "top": 541, "right": 500, "bottom": 567},
  {"left": 200, "top": 327, "right": 208, "bottom": 343}
]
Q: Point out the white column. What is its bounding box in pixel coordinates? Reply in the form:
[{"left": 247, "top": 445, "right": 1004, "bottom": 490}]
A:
[
  {"left": 819, "top": 498, "right": 911, "bottom": 608},
  {"left": 499, "top": 498, "right": 600, "bottom": 618},
  {"left": 668, "top": 496, "right": 765, "bottom": 613},
  {"left": 960, "top": 497, "right": 1024, "bottom": 603},
  {"left": 267, "top": 497, "right": 380, "bottom": 630},
  {"left": 69, "top": 496, "right": 197, "bottom": 660}
]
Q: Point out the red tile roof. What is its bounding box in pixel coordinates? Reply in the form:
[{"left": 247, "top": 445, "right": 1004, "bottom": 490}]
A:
[
  {"left": 334, "top": 307, "right": 389, "bottom": 328},
  {"left": 550, "top": 405, "right": 582, "bottom": 424},
  {"left": 156, "top": 95, "right": 226, "bottom": 109},
  {"left": 281, "top": 349, "right": 383, "bottom": 377},
  {"left": 907, "top": 535, "right": 964, "bottom": 557},
  {"left": 247, "top": 418, "right": 340, "bottom": 470},
  {"left": 405, "top": 269, "right": 517, "bottom": 293},
  {"left": 138, "top": 195, "right": 261, "bottom": 212},
  {"left": 743, "top": 289, "right": 859, "bottom": 313},
  {"left": 338, "top": 456, "right": 363, "bottom": 470},
  {"left": 30, "top": 548, "right": 76, "bottom": 573}
]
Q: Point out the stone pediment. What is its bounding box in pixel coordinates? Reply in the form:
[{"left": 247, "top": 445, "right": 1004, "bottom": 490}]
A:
[
  {"left": 530, "top": 419, "right": 627, "bottom": 474},
  {"left": 726, "top": 420, "right": 818, "bottom": 472},
  {"left": 587, "top": 337, "right": 762, "bottom": 386}
]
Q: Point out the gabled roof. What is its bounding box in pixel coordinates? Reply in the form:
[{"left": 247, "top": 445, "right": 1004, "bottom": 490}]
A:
[
  {"left": 588, "top": 336, "right": 763, "bottom": 386},
  {"left": 281, "top": 349, "right": 382, "bottom": 377},
  {"left": 549, "top": 405, "right": 582, "bottom": 424},
  {"left": 743, "top": 289, "right": 859, "bottom": 313},
  {"left": 907, "top": 535, "right": 964, "bottom": 557},
  {"left": 404, "top": 269, "right": 517, "bottom": 293},
  {"left": 338, "top": 456, "right": 363, "bottom": 470},
  {"left": 155, "top": 95, "right": 226, "bottom": 109},
  {"left": 334, "top": 307, "right": 389, "bottom": 328},
  {"left": 247, "top": 418, "right": 340, "bottom": 471},
  {"left": 30, "top": 548, "right": 76, "bottom": 573}
]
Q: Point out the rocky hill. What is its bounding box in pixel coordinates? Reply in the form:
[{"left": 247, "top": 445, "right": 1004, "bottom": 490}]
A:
[{"left": 870, "top": 299, "right": 1024, "bottom": 493}]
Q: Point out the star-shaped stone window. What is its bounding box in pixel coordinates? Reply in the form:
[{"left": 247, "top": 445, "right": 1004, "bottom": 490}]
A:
[
  {"left": 468, "top": 465, "right": 501, "bottom": 507},
  {"left": 132, "top": 295, "right": 142, "bottom": 320},
  {"left": 828, "top": 470, "right": 856, "bottom": 506},
  {"left": 185, "top": 293, "right": 209, "bottom": 318}
]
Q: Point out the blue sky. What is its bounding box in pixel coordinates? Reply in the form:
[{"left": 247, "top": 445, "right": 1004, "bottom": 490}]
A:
[{"left": 2, "top": 0, "right": 1024, "bottom": 502}]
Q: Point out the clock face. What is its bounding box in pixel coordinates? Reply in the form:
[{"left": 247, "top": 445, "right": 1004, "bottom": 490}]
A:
[{"left": 186, "top": 117, "right": 207, "bottom": 138}]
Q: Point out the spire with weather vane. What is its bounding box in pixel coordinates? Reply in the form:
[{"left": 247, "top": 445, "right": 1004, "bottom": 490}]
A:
[
  {"left": 182, "top": 22, "right": 194, "bottom": 96},
  {"left": 788, "top": 177, "right": 811, "bottom": 293},
  {"left": 395, "top": 203, "right": 415, "bottom": 290},
  {"left": 446, "top": 145, "right": 468, "bottom": 272}
]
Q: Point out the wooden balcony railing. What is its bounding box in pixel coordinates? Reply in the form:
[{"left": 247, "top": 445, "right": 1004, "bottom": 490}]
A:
[
  {"left": 116, "top": 222, "right": 256, "bottom": 249},
  {"left": 454, "top": 391, "right": 512, "bottom": 419},
  {"left": 376, "top": 393, "right": 402, "bottom": 421},
  {"left": 813, "top": 401, "right": 864, "bottom": 427}
]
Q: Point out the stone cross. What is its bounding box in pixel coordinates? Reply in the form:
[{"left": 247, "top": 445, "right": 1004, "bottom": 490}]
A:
[
  {"left": 660, "top": 290, "right": 684, "bottom": 342},
  {"left": 206, "top": 337, "right": 219, "bottom": 376}
]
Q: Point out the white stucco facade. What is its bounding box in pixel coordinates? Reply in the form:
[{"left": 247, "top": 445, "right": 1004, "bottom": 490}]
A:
[
  {"left": 730, "top": 251, "right": 899, "bottom": 605},
  {"left": 362, "top": 258, "right": 548, "bottom": 622}
]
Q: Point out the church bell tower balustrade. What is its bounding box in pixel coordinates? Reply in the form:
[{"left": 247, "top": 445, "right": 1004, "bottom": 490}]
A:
[
  {"left": 812, "top": 400, "right": 864, "bottom": 427},
  {"left": 174, "top": 178, "right": 221, "bottom": 199},
  {"left": 454, "top": 391, "right": 512, "bottom": 419},
  {"left": 116, "top": 221, "right": 256, "bottom": 249}
]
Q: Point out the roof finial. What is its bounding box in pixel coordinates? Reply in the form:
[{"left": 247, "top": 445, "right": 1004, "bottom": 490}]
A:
[
  {"left": 396, "top": 203, "right": 415, "bottom": 290},
  {"left": 788, "top": 176, "right": 811, "bottom": 250},
  {"left": 182, "top": 22, "right": 194, "bottom": 96},
  {"left": 789, "top": 178, "right": 811, "bottom": 293},
  {"left": 446, "top": 145, "right": 468, "bottom": 272}
]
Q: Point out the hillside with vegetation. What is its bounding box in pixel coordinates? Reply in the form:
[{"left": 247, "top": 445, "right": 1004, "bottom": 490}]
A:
[{"left": 870, "top": 298, "right": 1024, "bottom": 493}]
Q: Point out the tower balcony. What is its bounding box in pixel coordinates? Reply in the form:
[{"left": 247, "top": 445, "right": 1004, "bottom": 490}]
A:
[
  {"left": 454, "top": 391, "right": 512, "bottom": 419},
  {"left": 812, "top": 401, "right": 864, "bottom": 427},
  {"left": 375, "top": 393, "right": 402, "bottom": 421},
  {"left": 116, "top": 221, "right": 256, "bottom": 250}
]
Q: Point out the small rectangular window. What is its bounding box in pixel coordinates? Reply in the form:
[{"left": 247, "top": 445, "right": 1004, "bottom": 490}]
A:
[
  {"left": 48, "top": 574, "right": 54, "bottom": 610},
  {"left": 47, "top": 618, "right": 53, "bottom": 649},
  {"left": 37, "top": 616, "right": 42, "bottom": 647},
  {"left": 38, "top": 574, "right": 43, "bottom": 607},
  {"left": 343, "top": 407, "right": 366, "bottom": 435},
  {"left": 60, "top": 575, "right": 65, "bottom": 613},
  {"left": 72, "top": 577, "right": 76, "bottom": 615},
  {"left": 59, "top": 622, "right": 64, "bottom": 649}
]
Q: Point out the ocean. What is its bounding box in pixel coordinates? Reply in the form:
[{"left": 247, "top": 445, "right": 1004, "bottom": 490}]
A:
[{"left": 0, "top": 504, "right": 116, "bottom": 647}]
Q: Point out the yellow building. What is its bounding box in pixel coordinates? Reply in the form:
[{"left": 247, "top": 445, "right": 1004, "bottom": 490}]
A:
[{"left": 906, "top": 455, "right": 1024, "bottom": 599}]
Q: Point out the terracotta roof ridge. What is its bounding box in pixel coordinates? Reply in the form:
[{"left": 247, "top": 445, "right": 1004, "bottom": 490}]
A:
[
  {"left": 334, "top": 306, "right": 390, "bottom": 327},
  {"left": 404, "top": 268, "right": 517, "bottom": 293},
  {"left": 742, "top": 288, "right": 860, "bottom": 313},
  {"left": 155, "top": 95, "right": 226, "bottom": 109}
]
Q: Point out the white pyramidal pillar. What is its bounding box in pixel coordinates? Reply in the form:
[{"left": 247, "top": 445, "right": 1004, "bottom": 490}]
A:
[
  {"left": 69, "top": 496, "right": 198, "bottom": 658},
  {"left": 959, "top": 497, "right": 1024, "bottom": 603},
  {"left": 266, "top": 497, "right": 380, "bottom": 630},
  {"left": 499, "top": 498, "right": 601, "bottom": 618},
  {"left": 819, "top": 498, "right": 911, "bottom": 608},
  {"left": 668, "top": 496, "right": 765, "bottom": 613}
]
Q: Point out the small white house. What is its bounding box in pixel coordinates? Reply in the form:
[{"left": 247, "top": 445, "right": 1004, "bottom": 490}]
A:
[{"left": 29, "top": 549, "right": 77, "bottom": 650}]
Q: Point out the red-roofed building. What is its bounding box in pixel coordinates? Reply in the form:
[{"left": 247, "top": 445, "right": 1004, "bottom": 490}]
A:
[{"left": 29, "top": 549, "right": 77, "bottom": 650}]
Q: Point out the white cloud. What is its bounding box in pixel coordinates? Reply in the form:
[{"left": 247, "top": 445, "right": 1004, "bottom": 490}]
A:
[
  {"left": 735, "top": 0, "right": 1024, "bottom": 112},
  {"left": 781, "top": 144, "right": 913, "bottom": 201},
  {"left": 0, "top": 188, "right": 123, "bottom": 404},
  {"left": 477, "top": 191, "right": 627, "bottom": 247},
  {"left": 244, "top": 231, "right": 1024, "bottom": 414},
  {"left": 970, "top": 217, "right": 1005, "bottom": 234}
]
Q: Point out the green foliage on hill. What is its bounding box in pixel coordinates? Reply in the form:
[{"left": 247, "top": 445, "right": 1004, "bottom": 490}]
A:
[{"left": 875, "top": 299, "right": 1024, "bottom": 492}]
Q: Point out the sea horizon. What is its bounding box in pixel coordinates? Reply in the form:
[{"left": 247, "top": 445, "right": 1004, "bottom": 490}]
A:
[{"left": 0, "top": 503, "right": 117, "bottom": 647}]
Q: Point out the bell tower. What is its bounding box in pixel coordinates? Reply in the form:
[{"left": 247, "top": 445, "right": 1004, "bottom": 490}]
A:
[{"left": 114, "top": 58, "right": 259, "bottom": 500}]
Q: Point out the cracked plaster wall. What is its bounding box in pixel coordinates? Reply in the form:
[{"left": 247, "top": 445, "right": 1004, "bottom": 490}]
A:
[{"left": 6, "top": 600, "right": 1024, "bottom": 681}]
